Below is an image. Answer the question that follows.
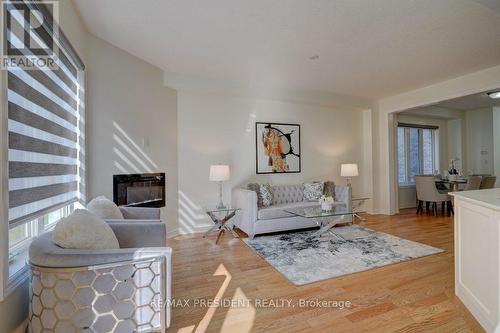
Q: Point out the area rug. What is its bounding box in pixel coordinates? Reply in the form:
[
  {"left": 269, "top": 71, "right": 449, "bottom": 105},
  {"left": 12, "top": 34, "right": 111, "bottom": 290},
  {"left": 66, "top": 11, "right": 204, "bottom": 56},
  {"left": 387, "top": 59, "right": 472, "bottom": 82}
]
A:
[{"left": 243, "top": 225, "right": 443, "bottom": 285}]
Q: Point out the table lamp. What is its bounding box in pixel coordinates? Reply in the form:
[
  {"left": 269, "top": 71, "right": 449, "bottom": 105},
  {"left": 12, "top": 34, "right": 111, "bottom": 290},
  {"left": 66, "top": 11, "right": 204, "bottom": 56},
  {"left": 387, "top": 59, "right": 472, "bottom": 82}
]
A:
[
  {"left": 209, "top": 165, "right": 230, "bottom": 209},
  {"left": 341, "top": 163, "right": 358, "bottom": 187}
]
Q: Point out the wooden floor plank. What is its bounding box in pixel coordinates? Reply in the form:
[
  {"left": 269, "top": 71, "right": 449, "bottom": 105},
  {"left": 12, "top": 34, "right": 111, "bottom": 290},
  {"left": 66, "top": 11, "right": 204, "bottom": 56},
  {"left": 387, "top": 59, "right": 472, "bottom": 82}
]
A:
[{"left": 166, "top": 209, "right": 484, "bottom": 332}]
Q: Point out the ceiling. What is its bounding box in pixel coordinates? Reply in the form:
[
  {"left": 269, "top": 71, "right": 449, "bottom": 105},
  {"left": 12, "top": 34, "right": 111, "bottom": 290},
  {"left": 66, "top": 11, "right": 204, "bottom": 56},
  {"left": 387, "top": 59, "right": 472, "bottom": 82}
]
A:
[
  {"left": 73, "top": 0, "right": 500, "bottom": 101},
  {"left": 400, "top": 90, "right": 500, "bottom": 119},
  {"left": 437, "top": 91, "right": 500, "bottom": 111}
]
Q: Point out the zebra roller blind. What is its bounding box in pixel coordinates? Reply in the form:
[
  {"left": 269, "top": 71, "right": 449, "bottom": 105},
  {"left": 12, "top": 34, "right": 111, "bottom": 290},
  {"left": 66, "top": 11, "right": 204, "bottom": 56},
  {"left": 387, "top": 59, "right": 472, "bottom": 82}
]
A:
[{"left": 6, "top": 1, "right": 85, "bottom": 227}]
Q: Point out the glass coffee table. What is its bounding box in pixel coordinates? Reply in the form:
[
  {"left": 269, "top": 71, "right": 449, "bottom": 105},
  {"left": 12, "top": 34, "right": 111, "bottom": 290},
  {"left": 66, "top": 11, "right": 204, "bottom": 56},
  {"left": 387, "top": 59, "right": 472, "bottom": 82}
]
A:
[{"left": 284, "top": 205, "right": 355, "bottom": 238}]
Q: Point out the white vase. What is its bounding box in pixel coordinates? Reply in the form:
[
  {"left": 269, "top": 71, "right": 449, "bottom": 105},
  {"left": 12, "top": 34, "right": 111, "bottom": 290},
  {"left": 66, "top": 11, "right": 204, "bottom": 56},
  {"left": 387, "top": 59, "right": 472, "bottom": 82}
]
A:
[{"left": 321, "top": 202, "right": 333, "bottom": 211}]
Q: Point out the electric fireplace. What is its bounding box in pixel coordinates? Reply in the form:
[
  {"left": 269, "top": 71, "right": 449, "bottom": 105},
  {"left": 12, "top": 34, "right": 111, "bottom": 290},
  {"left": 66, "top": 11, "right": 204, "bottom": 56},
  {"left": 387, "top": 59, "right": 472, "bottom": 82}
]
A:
[{"left": 113, "top": 173, "right": 165, "bottom": 207}]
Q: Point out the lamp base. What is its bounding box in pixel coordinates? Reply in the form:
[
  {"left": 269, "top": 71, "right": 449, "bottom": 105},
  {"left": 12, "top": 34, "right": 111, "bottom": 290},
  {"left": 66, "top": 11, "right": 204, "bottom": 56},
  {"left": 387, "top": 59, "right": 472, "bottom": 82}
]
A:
[
  {"left": 216, "top": 203, "right": 227, "bottom": 209},
  {"left": 216, "top": 182, "right": 226, "bottom": 209}
]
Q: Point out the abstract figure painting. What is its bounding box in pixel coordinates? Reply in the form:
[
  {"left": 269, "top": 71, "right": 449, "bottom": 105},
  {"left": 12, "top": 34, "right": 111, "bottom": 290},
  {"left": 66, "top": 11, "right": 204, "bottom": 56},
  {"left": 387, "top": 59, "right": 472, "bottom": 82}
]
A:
[{"left": 256, "top": 122, "right": 301, "bottom": 174}]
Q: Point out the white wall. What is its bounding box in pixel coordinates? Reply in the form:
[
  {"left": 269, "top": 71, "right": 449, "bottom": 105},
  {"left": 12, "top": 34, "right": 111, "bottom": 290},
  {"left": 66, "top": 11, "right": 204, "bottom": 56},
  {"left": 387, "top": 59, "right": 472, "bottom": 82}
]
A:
[
  {"left": 465, "top": 108, "right": 494, "bottom": 175},
  {"left": 86, "top": 35, "right": 178, "bottom": 233},
  {"left": 177, "top": 92, "right": 372, "bottom": 233},
  {"left": 448, "top": 118, "right": 464, "bottom": 171}
]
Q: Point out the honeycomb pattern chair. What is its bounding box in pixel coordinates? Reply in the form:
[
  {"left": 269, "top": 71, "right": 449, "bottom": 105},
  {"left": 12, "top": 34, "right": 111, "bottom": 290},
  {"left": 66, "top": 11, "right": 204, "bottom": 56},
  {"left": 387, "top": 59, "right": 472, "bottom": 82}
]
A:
[{"left": 28, "top": 221, "right": 171, "bottom": 333}]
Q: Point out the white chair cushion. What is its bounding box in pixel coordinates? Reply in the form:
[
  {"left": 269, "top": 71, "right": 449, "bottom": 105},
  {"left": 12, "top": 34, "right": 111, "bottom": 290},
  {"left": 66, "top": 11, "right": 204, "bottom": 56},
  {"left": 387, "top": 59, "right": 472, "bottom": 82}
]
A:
[
  {"left": 257, "top": 201, "right": 318, "bottom": 220},
  {"left": 53, "top": 209, "right": 120, "bottom": 249},
  {"left": 87, "top": 195, "right": 124, "bottom": 219}
]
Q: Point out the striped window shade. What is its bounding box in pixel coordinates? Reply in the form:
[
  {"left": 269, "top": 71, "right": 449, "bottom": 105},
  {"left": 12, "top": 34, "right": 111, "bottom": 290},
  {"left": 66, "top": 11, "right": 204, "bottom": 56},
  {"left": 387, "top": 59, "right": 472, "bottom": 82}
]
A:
[{"left": 6, "top": 1, "right": 86, "bottom": 227}]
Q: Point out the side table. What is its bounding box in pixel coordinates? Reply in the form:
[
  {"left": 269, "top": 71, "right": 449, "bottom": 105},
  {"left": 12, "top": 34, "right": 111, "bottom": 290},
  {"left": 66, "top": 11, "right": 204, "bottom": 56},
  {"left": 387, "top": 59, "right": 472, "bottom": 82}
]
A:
[
  {"left": 352, "top": 197, "right": 370, "bottom": 222},
  {"left": 204, "top": 207, "right": 241, "bottom": 244}
]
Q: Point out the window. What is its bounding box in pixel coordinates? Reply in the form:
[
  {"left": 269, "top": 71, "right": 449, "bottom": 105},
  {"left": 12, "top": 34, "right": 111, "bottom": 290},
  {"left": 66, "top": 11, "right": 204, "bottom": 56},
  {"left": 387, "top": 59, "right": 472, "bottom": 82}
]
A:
[
  {"left": 8, "top": 203, "right": 83, "bottom": 280},
  {"left": 2, "top": 1, "right": 86, "bottom": 288},
  {"left": 397, "top": 125, "right": 439, "bottom": 185}
]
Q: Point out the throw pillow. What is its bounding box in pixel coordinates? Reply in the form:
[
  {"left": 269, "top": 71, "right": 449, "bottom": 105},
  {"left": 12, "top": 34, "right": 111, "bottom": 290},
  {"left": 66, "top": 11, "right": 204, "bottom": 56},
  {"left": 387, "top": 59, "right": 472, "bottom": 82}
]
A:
[
  {"left": 303, "top": 181, "right": 324, "bottom": 201},
  {"left": 53, "top": 209, "right": 120, "bottom": 249},
  {"left": 247, "top": 183, "right": 263, "bottom": 208},
  {"left": 323, "top": 181, "right": 336, "bottom": 200},
  {"left": 87, "top": 195, "right": 124, "bottom": 219},
  {"left": 259, "top": 183, "right": 274, "bottom": 207}
]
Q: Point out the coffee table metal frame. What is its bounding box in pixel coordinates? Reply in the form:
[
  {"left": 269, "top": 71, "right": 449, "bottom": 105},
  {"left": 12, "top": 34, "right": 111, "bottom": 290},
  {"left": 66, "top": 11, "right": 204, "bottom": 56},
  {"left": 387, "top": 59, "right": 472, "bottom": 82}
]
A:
[{"left": 284, "top": 205, "right": 355, "bottom": 239}]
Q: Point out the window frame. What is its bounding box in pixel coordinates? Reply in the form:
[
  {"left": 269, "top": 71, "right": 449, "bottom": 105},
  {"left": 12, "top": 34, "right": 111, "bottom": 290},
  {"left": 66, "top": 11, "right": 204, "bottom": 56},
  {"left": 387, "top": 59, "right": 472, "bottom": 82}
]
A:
[
  {"left": 0, "top": 24, "right": 9, "bottom": 301},
  {"left": 397, "top": 125, "right": 439, "bottom": 187},
  {"left": 6, "top": 203, "right": 80, "bottom": 295}
]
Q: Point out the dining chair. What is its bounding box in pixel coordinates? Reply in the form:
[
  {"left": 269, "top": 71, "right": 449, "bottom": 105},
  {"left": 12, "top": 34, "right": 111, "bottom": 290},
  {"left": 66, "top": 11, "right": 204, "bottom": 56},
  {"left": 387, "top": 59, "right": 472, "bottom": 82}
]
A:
[
  {"left": 480, "top": 176, "right": 497, "bottom": 189},
  {"left": 464, "top": 176, "right": 482, "bottom": 191},
  {"left": 415, "top": 175, "right": 453, "bottom": 216}
]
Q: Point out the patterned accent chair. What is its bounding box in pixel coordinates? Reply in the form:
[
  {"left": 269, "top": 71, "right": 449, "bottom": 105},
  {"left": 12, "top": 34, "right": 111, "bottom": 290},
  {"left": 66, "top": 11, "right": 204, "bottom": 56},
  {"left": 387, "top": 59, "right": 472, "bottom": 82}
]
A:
[
  {"left": 233, "top": 183, "right": 352, "bottom": 238},
  {"left": 28, "top": 219, "right": 172, "bottom": 333}
]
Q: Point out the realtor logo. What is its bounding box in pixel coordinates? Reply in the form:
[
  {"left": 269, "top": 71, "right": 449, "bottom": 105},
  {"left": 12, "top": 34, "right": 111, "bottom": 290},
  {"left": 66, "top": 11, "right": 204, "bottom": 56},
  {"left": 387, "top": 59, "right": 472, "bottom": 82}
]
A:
[{"left": 1, "top": 0, "right": 59, "bottom": 70}]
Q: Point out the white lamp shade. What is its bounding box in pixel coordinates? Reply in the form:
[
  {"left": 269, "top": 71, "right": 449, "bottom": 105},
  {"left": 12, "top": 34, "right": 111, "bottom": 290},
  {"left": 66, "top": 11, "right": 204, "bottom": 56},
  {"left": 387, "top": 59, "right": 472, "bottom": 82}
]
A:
[
  {"left": 209, "top": 165, "right": 230, "bottom": 181},
  {"left": 341, "top": 163, "right": 359, "bottom": 177}
]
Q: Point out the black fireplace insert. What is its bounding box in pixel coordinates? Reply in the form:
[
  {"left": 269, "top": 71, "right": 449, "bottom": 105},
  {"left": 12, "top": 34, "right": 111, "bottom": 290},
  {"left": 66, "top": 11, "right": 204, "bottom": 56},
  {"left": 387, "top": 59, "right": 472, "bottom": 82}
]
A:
[{"left": 113, "top": 173, "right": 165, "bottom": 208}]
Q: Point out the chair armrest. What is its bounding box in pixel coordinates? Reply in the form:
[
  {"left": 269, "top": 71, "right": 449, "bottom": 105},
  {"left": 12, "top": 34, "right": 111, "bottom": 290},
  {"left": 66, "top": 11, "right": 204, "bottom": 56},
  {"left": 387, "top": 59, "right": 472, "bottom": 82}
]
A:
[
  {"left": 29, "top": 232, "right": 170, "bottom": 268},
  {"left": 107, "top": 221, "right": 166, "bottom": 248},
  {"left": 104, "top": 219, "right": 162, "bottom": 223},
  {"left": 335, "top": 186, "right": 352, "bottom": 223},
  {"left": 233, "top": 188, "right": 257, "bottom": 237},
  {"left": 335, "top": 186, "right": 352, "bottom": 207},
  {"left": 119, "top": 206, "right": 161, "bottom": 220}
]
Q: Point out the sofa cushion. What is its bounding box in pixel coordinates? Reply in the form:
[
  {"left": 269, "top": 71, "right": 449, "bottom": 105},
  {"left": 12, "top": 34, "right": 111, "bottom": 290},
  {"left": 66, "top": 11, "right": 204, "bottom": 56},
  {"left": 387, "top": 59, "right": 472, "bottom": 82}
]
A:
[
  {"left": 303, "top": 181, "right": 324, "bottom": 201},
  {"left": 272, "top": 184, "right": 304, "bottom": 205},
  {"left": 259, "top": 183, "right": 274, "bottom": 207},
  {"left": 323, "top": 181, "right": 336, "bottom": 200},
  {"left": 257, "top": 201, "right": 318, "bottom": 220}
]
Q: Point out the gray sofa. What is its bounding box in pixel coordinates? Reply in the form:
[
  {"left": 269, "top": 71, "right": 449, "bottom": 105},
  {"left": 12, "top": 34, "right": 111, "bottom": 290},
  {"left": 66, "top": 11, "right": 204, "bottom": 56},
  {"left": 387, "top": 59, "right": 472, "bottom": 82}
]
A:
[
  {"left": 233, "top": 183, "right": 352, "bottom": 238},
  {"left": 28, "top": 207, "right": 171, "bottom": 333}
]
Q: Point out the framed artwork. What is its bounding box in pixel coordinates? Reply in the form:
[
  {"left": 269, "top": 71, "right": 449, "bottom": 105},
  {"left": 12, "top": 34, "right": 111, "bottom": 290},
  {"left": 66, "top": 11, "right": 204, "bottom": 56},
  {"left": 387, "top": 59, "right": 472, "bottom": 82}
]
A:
[{"left": 255, "top": 122, "right": 301, "bottom": 174}]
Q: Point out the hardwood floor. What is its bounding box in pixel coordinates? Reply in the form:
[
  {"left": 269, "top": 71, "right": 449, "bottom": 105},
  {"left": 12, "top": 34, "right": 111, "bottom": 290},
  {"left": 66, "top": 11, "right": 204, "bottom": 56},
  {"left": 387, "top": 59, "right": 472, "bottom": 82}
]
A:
[{"left": 166, "top": 210, "right": 484, "bottom": 333}]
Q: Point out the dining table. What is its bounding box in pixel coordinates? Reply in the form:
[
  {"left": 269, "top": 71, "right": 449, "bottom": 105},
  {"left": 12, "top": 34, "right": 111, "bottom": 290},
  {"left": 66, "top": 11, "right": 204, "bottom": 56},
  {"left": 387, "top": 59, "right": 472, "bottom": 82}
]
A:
[{"left": 435, "top": 177, "right": 468, "bottom": 192}]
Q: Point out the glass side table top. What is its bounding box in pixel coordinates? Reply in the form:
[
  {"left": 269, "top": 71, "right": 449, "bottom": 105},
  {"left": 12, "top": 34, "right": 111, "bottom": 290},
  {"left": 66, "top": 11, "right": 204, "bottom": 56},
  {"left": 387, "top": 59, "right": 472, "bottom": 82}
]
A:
[
  {"left": 352, "top": 197, "right": 370, "bottom": 201},
  {"left": 204, "top": 206, "right": 241, "bottom": 214},
  {"left": 284, "top": 205, "right": 354, "bottom": 218}
]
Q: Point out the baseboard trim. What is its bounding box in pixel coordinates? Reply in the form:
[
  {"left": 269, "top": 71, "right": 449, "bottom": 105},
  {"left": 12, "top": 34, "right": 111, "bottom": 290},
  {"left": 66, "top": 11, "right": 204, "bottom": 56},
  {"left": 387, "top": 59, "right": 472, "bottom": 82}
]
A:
[{"left": 167, "top": 225, "right": 213, "bottom": 238}]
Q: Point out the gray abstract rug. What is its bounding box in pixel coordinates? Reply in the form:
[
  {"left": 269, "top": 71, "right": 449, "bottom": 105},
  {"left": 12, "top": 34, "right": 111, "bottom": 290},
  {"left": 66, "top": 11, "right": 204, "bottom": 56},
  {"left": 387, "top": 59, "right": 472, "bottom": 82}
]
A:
[{"left": 244, "top": 225, "right": 443, "bottom": 285}]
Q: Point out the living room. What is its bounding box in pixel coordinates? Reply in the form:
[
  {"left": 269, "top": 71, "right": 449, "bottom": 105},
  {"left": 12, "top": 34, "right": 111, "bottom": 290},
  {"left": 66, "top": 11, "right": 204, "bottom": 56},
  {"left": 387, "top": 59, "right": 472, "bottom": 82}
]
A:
[{"left": 1, "top": 0, "right": 500, "bottom": 332}]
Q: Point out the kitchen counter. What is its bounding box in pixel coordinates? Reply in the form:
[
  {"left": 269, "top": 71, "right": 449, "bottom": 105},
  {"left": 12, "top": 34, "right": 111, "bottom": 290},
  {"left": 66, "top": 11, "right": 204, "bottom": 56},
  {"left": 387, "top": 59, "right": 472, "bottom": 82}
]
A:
[{"left": 450, "top": 189, "right": 500, "bottom": 332}]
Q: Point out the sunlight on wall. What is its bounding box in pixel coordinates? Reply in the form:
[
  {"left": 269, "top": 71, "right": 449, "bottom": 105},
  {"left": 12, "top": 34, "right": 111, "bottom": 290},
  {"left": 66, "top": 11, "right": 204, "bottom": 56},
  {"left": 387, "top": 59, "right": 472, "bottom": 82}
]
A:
[
  {"left": 113, "top": 161, "right": 128, "bottom": 174},
  {"left": 112, "top": 122, "right": 159, "bottom": 174},
  {"left": 178, "top": 191, "right": 211, "bottom": 234},
  {"left": 113, "top": 147, "right": 141, "bottom": 173},
  {"left": 113, "top": 122, "right": 159, "bottom": 169}
]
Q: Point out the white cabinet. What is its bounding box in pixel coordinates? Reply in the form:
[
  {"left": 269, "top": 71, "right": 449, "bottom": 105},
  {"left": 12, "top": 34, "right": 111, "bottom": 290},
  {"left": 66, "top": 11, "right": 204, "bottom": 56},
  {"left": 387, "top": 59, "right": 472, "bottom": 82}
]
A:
[{"left": 452, "top": 189, "right": 500, "bottom": 333}]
